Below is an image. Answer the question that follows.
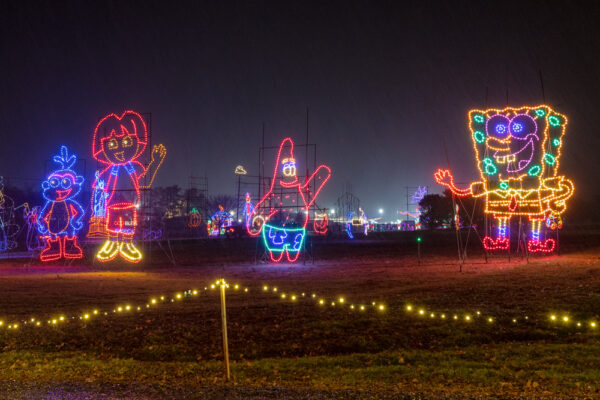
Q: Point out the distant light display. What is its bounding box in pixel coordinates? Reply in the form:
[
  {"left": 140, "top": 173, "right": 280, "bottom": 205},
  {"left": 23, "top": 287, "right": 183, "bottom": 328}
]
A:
[
  {"left": 435, "top": 105, "right": 574, "bottom": 253},
  {"left": 346, "top": 208, "right": 368, "bottom": 239},
  {"left": 37, "top": 146, "right": 85, "bottom": 261},
  {"left": 313, "top": 212, "right": 329, "bottom": 235},
  {"left": 208, "top": 205, "right": 233, "bottom": 237}
]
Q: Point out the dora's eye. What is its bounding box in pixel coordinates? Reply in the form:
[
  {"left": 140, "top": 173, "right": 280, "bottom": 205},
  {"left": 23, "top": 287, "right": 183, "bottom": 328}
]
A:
[
  {"left": 122, "top": 136, "right": 133, "bottom": 147},
  {"left": 108, "top": 139, "right": 118, "bottom": 149}
]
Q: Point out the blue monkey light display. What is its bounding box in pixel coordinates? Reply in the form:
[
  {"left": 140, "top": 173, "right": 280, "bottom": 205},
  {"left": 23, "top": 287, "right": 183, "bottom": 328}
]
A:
[{"left": 37, "top": 146, "right": 85, "bottom": 261}]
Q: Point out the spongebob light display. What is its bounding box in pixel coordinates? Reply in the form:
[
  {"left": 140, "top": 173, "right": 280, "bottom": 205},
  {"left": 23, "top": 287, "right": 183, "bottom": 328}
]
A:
[
  {"left": 434, "top": 105, "right": 574, "bottom": 253},
  {"left": 248, "top": 138, "right": 331, "bottom": 262}
]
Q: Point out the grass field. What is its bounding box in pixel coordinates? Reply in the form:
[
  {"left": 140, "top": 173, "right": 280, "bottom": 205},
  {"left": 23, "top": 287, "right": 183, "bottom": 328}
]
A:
[{"left": 1, "top": 231, "right": 599, "bottom": 399}]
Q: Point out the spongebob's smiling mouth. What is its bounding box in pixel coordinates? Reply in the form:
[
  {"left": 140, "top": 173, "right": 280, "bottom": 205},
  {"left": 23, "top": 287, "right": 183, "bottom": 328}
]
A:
[
  {"left": 494, "top": 138, "right": 536, "bottom": 173},
  {"left": 114, "top": 151, "right": 125, "bottom": 162}
]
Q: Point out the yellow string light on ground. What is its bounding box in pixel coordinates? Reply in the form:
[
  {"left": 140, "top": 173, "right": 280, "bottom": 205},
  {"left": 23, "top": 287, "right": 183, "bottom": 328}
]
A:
[{"left": 0, "top": 280, "right": 597, "bottom": 335}]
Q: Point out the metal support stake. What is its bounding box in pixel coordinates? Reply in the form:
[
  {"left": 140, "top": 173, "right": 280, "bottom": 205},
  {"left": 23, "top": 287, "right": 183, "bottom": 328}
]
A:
[{"left": 220, "top": 279, "right": 230, "bottom": 381}]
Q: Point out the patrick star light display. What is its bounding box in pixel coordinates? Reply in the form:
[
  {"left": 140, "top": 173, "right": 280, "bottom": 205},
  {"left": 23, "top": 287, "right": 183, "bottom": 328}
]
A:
[{"left": 248, "top": 138, "right": 331, "bottom": 262}]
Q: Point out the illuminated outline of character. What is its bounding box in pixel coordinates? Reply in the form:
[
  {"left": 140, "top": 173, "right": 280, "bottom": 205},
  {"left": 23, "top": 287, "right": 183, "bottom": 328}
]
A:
[
  {"left": 243, "top": 192, "right": 255, "bottom": 230},
  {"left": 91, "top": 110, "right": 166, "bottom": 263},
  {"left": 434, "top": 105, "right": 574, "bottom": 253},
  {"left": 248, "top": 137, "right": 331, "bottom": 262},
  {"left": 37, "top": 146, "right": 85, "bottom": 261}
]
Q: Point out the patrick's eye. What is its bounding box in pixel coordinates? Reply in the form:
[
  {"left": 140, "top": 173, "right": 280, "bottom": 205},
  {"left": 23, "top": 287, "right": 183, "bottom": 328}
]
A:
[
  {"left": 122, "top": 136, "right": 133, "bottom": 147},
  {"left": 108, "top": 139, "right": 118, "bottom": 149}
]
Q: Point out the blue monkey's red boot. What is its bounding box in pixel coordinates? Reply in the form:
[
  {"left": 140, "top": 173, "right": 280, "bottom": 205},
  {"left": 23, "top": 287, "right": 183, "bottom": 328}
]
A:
[
  {"left": 40, "top": 236, "right": 62, "bottom": 262},
  {"left": 64, "top": 235, "right": 83, "bottom": 259}
]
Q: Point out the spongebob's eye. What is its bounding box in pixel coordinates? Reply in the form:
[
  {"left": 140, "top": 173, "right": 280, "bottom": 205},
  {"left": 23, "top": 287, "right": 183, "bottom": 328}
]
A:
[
  {"left": 108, "top": 139, "right": 118, "bottom": 149},
  {"left": 510, "top": 114, "right": 537, "bottom": 137},
  {"left": 486, "top": 115, "right": 510, "bottom": 138},
  {"left": 512, "top": 123, "right": 523, "bottom": 133},
  {"left": 122, "top": 136, "right": 133, "bottom": 147}
]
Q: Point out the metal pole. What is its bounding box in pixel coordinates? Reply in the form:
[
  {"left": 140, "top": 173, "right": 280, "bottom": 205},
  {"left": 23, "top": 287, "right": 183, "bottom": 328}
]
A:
[{"left": 220, "top": 280, "right": 230, "bottom": 381}]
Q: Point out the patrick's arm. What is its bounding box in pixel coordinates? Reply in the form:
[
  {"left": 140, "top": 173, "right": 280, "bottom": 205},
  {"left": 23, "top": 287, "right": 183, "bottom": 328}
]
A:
[{"left": 302, "top": 165, "right": 332, "bottom": 208}]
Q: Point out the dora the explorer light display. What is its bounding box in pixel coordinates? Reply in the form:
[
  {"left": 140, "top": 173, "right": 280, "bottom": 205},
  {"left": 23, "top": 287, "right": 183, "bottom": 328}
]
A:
[
  {"left": 91, "top": 110, "right": 166, "bottom": 263},
  {"left": 434, "top": 105, "right": 574, "bottom": 253}
]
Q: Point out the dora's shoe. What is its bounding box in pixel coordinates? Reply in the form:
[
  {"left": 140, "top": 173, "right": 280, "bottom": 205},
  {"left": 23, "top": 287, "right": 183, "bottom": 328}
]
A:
[
  {"left": 119, "top": 241, "right": 142, "bottom": 263},
  {"left": 482, "top": 236, "right": 510, "bottom": 250},
  {"left": 63, "top": 236, "right": 83, "bottom": 259},
  {"left": 527, "top": 239, "right": 556, "bottom": 253},
  {"left": 40, "top": 236, "right": 62, "bottom": 262},
  {"left": 96, "top": 240, "right": 119, "bottom": 262}
]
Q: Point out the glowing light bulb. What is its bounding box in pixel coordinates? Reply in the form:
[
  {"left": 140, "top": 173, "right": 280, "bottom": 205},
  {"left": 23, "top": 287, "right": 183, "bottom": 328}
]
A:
[
  {"left": 339, "top": 298, "right": 345, "bottom": 303},
  {"left": 550, "top": 315, "right": 556, "bottom": 321},
  {"left": 379, "top": 305, "right": 385, "bottom": 311},
  {"left": 419, "top": 309, "right": 425, "bottom": 315},
  {"left": 465, "top": 315, "right": 471, "bottom": 321},
  {"left": 406, "top": 305, "right": 412, "bottom": 312}
]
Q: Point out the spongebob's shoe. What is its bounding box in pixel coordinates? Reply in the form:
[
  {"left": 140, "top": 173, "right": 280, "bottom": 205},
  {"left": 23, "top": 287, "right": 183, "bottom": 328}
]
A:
[
  {"left": 483, "top": 236, "right": 509, "bottom": 250},
  {"left": 527, "top": 239, "right": 556, "bottom": 253},
  {"left": 119, "top": 242, "right": 142, "bottom": 263},
  {"left": 96, "top": 240, "right": 119, "bottom": 262}
]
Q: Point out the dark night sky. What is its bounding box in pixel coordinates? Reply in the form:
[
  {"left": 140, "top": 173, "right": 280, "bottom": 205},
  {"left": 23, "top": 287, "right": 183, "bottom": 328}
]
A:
[{"left": 1, "top": 1, "right": 600, "bottom": 219}]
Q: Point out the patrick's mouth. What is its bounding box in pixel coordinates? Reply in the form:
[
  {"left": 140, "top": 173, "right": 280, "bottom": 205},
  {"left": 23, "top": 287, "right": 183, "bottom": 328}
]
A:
[
  {"left": 494, "top": 138, "right": 536, "bottom": 173},
  {"left": 56, "top": 189, "right": 72, "bottom": 201},
  {"left": 114, "top": 151, "right": 125, "bottom": 162}
]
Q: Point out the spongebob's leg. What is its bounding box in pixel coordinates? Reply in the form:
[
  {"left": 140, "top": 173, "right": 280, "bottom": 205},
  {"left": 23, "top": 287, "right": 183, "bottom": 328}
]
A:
[
  {"left": 527, "top": 218, "right": 555, "bottom": 253},
  {"left": 483, "top": 216, "right": 510, "bottom": 250}
]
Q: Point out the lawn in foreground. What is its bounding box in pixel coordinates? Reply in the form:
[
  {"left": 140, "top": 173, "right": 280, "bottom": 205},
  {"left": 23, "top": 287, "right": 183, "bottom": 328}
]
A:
[{"left": 0, "top": 250, "right": 599, "bottom": 398}]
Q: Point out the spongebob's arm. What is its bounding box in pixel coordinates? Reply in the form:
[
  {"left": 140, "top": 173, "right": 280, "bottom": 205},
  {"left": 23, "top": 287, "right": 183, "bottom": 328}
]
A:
[
  {"left": 542, "top": 176, "right": 562, "bottom": 190},
  {"left": 434, "top": 169, "right": 484, "bottom": 197},
  {"left": 470, "top": 182, "right": 486, "bottom": 197},
  {"left": 543, "top": 176, "right": 575, "bottom": 201}
]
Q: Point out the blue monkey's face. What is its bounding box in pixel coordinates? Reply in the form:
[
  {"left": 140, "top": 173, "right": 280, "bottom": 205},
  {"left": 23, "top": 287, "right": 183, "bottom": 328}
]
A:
[{"left": 42, "top": 171, "right": 83, "bottom": 202}]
